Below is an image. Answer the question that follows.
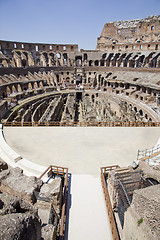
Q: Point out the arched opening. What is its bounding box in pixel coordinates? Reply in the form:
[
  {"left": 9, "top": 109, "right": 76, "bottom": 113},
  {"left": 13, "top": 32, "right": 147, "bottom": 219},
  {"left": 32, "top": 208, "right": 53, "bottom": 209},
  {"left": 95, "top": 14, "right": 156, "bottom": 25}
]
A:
[
  {"left": 39, "top": 81, "right": 43, "bottom": 88},
  {"left": 104, "top": 81, "right": 107, "bottom": 87},
  {"left": 125, "top": 83, "right": 129, "bottom": 89},
  {"left": 36, "top": 58, "right": 40, "bottom": 65},
  {"left": 12, "top": 85, "right": 17, "bottom": 93},
  {"left": 137, "top": 55, "right": 145, "bottom": 67},
  {"left": 34, "top": 82, "right": 38, "bottom": 89},
  {"left": 16, "top": 51, "right": 21, "bottom": 56},
  {"left": 63, "top": 53, "right": 68, "bottom": 66},
  {"left": 21, "top": 59, "right": 27, "bottom": 68},
  {"left": 95, "top": 60, "right": 99, "bottom": 66},
  {"left": 6, "top": 86, "right": 11, "bottom": 95},
  {"left": 106, "top": 72, "right": 112, "bottom": 78},
  {"left": 100, "top": 60, "right": 104, "bottom": 66},
  {"left": 84, "top": 54, "right": 88, "bottom": 60},
  {"left": 89, "top": 60, "right": 92, "bottom": 66},
  {"left": 66, "top": 77, "right": 70, "bottom": 82},
  {"left": 145, "top": 114, "right": 148, "bottom": 119},
  {"left": 28, "top": 82, "right": 33, "bottom": 89},
  {"left": 139, "top": 109, "right": 143, "bottom": 116},
  {"left": 102, "top": 53, "right": 107, "bottom": 59},
  {"left": 101, "top": 77, "right": 104, "bottom": 86},
  {"left": 17, "top": 84, "right": 22, "bottom": 93},
  {"left": 136, "top": 85, "right": 141, "bottom": 91},
  {"left": 75, "top": 56, "right": 82, "bottom": 67},
  {"left": 56, "top": 75, "right": 59, "bottom": 83},
  {"left": 98, "top": 75, "right": 101, "bottom": 85},
  {"left": 115, "top": 82, "right": 118, "bottom": 88},
  {"left": 56, "top": 53, "right": 61, "bottom": 59}
]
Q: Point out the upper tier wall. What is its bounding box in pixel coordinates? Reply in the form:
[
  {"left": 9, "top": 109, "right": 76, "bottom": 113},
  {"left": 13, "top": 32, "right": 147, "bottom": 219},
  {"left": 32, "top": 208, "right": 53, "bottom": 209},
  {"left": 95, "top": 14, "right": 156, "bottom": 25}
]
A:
[
  {"left": 97, "top": 15, "right": 160, "bottom": 51},
  {"left": 0, "top": 40, "right": 78, "bottom": 53}
]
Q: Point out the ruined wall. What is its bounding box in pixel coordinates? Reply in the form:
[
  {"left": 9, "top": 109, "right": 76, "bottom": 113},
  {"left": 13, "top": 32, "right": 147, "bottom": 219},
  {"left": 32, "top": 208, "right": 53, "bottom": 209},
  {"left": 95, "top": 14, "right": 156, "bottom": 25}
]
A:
[
  {"left": 97, "top": 15, "right": 160, "bottom": 51},
  {"left": 122, "top": 185, "right": 160, "bottom": 240}
]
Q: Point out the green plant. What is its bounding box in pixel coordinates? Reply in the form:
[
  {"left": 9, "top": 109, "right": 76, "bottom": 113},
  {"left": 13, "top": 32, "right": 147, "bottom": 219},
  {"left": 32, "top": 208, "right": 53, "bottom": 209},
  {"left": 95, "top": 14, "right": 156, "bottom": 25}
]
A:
[{"left": 137, "top": 218, "right": 143, "bottom": 226}]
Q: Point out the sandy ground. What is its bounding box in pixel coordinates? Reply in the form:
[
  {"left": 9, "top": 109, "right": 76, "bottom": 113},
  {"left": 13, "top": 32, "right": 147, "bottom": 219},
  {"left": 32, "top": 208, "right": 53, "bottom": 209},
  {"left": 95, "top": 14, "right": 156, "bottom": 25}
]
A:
[
  {"left": 3, "top": 127, "right": 160, "bottom": 240},
  {"left": 4, "top": 127, "right": 160, "bottom": 175}
]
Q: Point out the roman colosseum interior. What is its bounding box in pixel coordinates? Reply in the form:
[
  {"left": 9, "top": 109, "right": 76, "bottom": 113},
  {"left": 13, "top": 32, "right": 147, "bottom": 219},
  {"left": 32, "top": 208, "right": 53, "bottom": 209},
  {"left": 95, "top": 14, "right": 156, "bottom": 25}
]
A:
[{"left": 0, "top": 15, "right": 160, "bottom": 240}]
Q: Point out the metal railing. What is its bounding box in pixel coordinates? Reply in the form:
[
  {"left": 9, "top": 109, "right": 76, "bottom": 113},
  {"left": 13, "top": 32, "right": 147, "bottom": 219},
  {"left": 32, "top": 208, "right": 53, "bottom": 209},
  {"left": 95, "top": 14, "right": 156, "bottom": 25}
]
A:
[
  {"left": 137, "top": 144, "right": 160, "bottom": 162},
  {"left": 101, "top": 165, "right": 120, "bottom": 240},
  {"left": 39, "top": 165, "right": 68, "bottom": 240},
  {"left": 3, "top": 121, "right": 160, "bottom": 127}
]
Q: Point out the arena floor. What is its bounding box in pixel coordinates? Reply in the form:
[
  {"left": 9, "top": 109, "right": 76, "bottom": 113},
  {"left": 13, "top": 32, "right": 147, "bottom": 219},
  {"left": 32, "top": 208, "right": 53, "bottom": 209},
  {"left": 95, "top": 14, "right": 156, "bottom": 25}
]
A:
[
  {"left": 4, "top": 127, "right": 160, "bottom": 175},
  {"left": 3, "top": 127, "right": 160, "bottom": 240}
]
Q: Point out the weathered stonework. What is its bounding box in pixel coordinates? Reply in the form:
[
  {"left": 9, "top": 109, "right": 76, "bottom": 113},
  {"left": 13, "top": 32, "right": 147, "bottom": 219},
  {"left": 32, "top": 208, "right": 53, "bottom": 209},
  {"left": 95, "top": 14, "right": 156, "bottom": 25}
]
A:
[
  {"left": 0, "top": 167, "right": 43, "bottom": 204},
  {"left": 97, "top": 15, "right": 160, "bottom": 52},
  {"left": 0, "top": 193, "right": 41, "bottom": 240},
  {"left": 0, "top": 162, "right": 63, "bottom": 239},
  {"left": 107, "top": 159, "right": 160, "bottom": 240}
]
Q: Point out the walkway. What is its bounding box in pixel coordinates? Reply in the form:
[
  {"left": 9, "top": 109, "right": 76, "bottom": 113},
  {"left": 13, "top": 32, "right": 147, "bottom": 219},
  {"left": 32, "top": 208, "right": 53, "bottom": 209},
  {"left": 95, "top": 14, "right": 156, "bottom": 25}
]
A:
[{"left": 65, "top": 174, "right": 112, "bottom": 240}]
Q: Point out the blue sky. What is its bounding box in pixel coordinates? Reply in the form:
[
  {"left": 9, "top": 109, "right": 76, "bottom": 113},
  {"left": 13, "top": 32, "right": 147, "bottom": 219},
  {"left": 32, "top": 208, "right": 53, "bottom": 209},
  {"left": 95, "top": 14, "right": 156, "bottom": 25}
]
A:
[{"left": 0, "top": 0, "right": 160, "bottom": 50}]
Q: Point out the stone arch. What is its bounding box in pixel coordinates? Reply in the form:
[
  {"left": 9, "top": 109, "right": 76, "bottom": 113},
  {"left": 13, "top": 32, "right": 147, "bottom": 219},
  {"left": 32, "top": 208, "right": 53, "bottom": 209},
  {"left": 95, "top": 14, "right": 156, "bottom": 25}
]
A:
[
  {"left": 39, "top": 81, "right": 43, "bottom": 88},
  {"left": 63, "top": 53, "right": 68, "bottom": 66},
  {"left": 56, "top": 74, "right": 59, "bottom": 83},
  {"left": 16, "top": 51, "right": 21, "bottom": 56},
  {"left": 33, "top": 81, "right": 38, "bottom": 89},
  {"left": 21, "top": 59, "right": 27, "bottom": 68},
  {"left": 95, "top": 60, "right": 99, "bottom": 66},
  {"left": 98, "top": 74, "right": 102, "bottom": 85},
  {"left": 56, "top": 53, "right": 61, "bottom": 59},
  {"left": 101, "top": 77, "right": 104, "bottom": 86},
  {"left": 43, "top": 52, "right": 49, "bottom": 66},
  {"left": 48, "top": 53, "right": 55, "bottom": 66},
  {"left": 2, "top": 60, "right": 8, "bottom": 67},
  {"left": 145, "top": 113, "right": 148, "bottom": 119},
  {"left": 100, "top": 60, "right": 105, "bottom": 66},
  {"left": 66, "top": 77, "right": 70, "bottom": 83},
  {"left": 12, "top": 85, "right": 17, "bottom": 93},
  {"left": 84, "top": 53, "right": 88, "bottom": 60},
  {"left": 137, "top": 55, "right": 145, "bottom": 67},
  {"left": 17, "top": 84, "right": 22, "bottom": 92},
  {"left": 139, "top": 109, "right": 143, "bottom": 116},
  {"left": 104, "top": 80, "right": 107, "bottom": 87},
  {"left": 6, "top": 86, "right": 11, "bottom": 95},
  {"left": 28, "top": 82, "right": 33, "bottom": 89},
  {"left": 102, "top": 53, "right": 107, "bottom": 59},
  {"left": 75, "top": 56, "right": 82, "bottom": 67}
]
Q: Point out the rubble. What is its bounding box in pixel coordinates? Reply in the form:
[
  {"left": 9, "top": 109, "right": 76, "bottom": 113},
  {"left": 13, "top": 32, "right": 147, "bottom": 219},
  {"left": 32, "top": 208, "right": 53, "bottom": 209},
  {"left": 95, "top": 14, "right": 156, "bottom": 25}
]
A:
[
  {"left": 0, "top": 162, "right": 63, "bottom": 239},
  {"left": 0, "top": 167, "right": 43, "bottom": 204}
]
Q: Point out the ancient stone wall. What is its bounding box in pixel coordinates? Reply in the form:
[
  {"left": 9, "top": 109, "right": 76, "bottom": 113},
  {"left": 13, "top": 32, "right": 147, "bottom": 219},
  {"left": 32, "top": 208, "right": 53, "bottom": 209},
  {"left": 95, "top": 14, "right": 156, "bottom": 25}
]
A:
[
  {"left": 0, "top": 40, "right": 78, "bottom": 53},
  {"left": 97, "top": 15, "right": 160, "bottom": 52}
]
